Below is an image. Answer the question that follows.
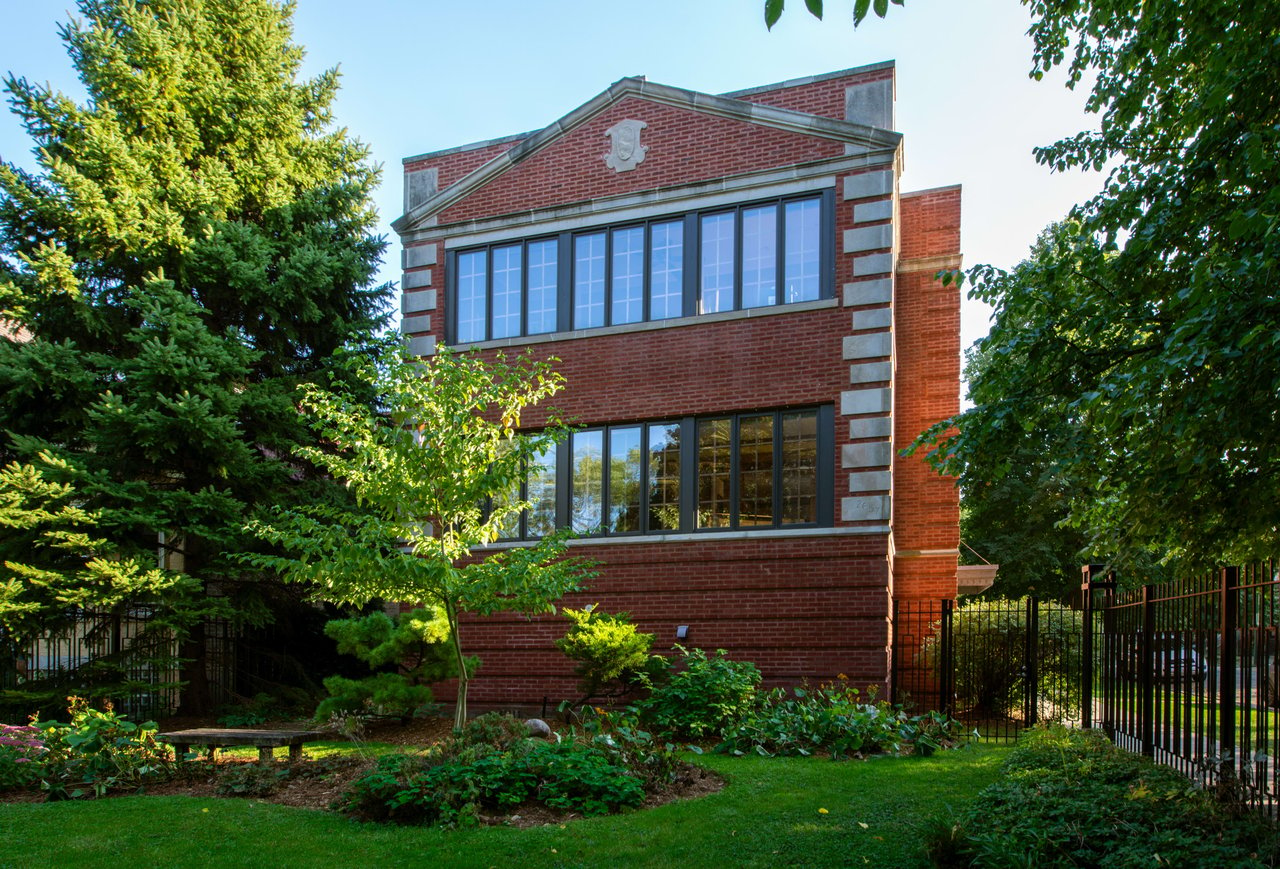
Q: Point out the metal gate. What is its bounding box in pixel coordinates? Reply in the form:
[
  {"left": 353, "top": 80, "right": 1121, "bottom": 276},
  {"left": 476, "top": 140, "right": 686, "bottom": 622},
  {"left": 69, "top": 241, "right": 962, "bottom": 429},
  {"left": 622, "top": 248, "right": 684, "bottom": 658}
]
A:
[{"left": 891, "top": 597, "right": 1086, "bottom": 741}]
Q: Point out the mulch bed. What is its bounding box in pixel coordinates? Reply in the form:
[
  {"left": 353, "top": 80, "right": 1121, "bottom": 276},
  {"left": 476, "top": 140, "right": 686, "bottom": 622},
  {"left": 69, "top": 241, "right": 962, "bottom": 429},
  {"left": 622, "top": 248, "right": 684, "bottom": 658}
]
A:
[{"left": 0, "top": 715, "right": 725, "bottom": 825}]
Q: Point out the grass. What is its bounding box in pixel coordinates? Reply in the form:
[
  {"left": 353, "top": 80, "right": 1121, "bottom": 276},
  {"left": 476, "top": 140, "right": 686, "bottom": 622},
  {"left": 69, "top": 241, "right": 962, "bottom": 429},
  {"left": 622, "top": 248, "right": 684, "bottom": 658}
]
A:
[{"left": 0, "top": 744, "right": 1007, "bottom": 868}]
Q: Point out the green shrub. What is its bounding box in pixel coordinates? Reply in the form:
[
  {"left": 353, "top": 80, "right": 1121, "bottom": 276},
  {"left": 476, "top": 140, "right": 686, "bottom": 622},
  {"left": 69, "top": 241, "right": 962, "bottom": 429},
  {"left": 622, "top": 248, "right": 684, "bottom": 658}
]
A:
[
  {"left": 637, "top": 646, "right": 761, "bottom": 740},
  {"left": 924, "top": 725, "right": 1280, "bottom": 868},
  {"left": 36, "top": 697, "right": 172, "bottom": 799},
  {"left": 0, "top": 723, "right": 46, "bottom": 790},
  {"left": 575, "top": 705, "right": 680, "bottom": 791},
  {"left": 717, "top": 680, "right": 969, "bottom": 759},
  {"left": 446, "top": 711, "right": 533, "bottom": 753},
  {"left": 555, "top": 606, "right": 655, "bottom": 707},
  {"left": 338, "top": 738, "right": 646, "bottom": 826},
  {"left": 314, "top": 607, "right": 462, "bottom": 723}
]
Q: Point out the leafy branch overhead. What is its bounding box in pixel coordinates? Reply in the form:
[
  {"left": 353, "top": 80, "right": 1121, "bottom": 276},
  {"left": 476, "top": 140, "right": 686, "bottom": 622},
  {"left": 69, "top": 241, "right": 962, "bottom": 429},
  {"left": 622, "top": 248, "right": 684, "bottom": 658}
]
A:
[
  {"left": 765, "top": 0, "right": 904, "bottom": 29},
  {"left": 915, "top": 2, "right": 1280, "bottom": 569}
]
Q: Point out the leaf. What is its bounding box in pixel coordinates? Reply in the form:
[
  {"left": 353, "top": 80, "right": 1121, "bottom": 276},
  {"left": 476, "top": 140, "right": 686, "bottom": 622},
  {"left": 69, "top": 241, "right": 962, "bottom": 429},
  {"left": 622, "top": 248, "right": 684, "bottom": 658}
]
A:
[
  {"left": 805, "top": 0, "right": 823, "bottom": 18},
  {"left": 765, "top": 0, "right": 784, "bottom": 28},
  {"left": 853, "top": 0, "right": 871, "bottom": 22}
]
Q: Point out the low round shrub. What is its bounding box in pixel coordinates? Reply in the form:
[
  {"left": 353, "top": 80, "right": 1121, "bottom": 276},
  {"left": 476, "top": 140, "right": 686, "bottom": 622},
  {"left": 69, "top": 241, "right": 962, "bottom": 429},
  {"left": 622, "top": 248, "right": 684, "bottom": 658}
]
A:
[
  {"left": 0, "top": 723, "right": 46, "bottom": 790},
  {"left": 924, "top": 725, "right": 1280, "bottom": 868},
  {"left": 338, "top": 738, "right": 646, "bottom": 826},
  {"left": 637, "top": 646, "right": 761, "bottom": 740}
]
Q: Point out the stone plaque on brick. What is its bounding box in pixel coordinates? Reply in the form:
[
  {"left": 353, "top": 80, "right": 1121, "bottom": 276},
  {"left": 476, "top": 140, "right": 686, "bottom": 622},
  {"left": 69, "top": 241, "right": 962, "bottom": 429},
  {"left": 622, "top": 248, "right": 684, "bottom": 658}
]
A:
[{"left": 603, "top": 119, "right": 649, "bottom": 173}]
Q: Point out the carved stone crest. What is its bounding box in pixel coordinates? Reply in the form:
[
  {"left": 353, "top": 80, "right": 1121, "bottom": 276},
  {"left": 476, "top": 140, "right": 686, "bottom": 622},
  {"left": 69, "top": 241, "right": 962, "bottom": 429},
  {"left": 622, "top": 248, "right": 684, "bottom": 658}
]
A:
[{"left": 603, "top": 119, "right": 648, "bottom": 173}]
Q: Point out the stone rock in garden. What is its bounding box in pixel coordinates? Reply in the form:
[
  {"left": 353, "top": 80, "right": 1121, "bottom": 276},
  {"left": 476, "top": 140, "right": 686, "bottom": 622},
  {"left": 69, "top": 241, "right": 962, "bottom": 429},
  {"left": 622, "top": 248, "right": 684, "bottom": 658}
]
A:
[{"left": 525, "top": 718, "right": 556, "bottom": 740}]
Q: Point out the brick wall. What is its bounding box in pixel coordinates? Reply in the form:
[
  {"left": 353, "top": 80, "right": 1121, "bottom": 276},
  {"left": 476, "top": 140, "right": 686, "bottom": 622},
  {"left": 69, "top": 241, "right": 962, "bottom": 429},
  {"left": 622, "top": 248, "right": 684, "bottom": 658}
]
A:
[
  {"left": 430, "top": 533, "right": 891, "bottom": 707},
  {"left": 436, "top": 97, "right": 844, "bottom": 225},
  {"left": 891, "top": 186, "right": 962, "bottom": 600}
]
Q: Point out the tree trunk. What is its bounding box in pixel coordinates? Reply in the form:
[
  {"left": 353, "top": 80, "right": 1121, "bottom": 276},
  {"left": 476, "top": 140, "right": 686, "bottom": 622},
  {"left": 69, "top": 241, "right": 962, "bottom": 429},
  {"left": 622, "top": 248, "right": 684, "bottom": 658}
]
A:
[{"left": 446, "top": 601, "right": 468, "bottom": 730}]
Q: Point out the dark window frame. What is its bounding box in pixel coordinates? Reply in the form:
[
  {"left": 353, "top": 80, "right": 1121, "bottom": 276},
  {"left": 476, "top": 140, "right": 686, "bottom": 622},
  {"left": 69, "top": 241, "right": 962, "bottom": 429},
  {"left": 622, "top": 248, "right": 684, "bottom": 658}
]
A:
[
  {"left": 495, "top": 406, "right": 834, "bottom": 541},
  {"left": 446, "top": 190, "right": 835, "bottom": 344}
]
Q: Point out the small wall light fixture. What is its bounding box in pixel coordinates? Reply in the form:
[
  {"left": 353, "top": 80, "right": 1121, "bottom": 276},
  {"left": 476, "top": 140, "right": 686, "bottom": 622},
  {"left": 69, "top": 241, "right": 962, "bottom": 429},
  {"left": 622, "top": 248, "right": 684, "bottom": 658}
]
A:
[{"left": 675, "top": 625, "right": 689, "bottom": 640}]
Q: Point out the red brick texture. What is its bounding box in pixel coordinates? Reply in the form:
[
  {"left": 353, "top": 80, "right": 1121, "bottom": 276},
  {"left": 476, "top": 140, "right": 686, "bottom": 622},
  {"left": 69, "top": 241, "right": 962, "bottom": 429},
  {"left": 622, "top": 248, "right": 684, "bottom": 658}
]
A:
[
  {"left": 397, "top": 68, "right": 961, "bottom": 707},
  {"left": 892, "top": 187, "right": 962, "bottom": 601}
]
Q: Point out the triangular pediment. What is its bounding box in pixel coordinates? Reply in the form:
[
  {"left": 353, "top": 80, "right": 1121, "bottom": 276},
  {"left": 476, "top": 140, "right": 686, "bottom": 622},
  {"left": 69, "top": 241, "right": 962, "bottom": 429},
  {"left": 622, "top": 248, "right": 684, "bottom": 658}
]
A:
[{"left": 393, "top": 77, "right": 901, "bottom": 234}]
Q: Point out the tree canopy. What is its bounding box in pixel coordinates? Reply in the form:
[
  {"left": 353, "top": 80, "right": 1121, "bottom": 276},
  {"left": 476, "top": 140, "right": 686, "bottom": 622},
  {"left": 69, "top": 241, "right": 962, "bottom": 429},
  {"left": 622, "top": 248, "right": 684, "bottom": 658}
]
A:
[
  {"left": 0, "top": 0, "right": 391, "bottom": 710},
  {"left": 914, "top": 2, "right": 1280, "bottom": 568}
]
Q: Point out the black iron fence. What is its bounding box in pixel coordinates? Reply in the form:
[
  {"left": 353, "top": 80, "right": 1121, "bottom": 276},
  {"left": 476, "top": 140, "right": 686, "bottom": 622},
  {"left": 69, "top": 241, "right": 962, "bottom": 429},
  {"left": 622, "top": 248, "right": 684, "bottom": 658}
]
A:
[
  {"left": 0, "top": 607, "right": 234, "bottom": 721},
  {"left": 1085, "top": 561, "right": 1280, "bottom": 815},
  {"left": 891, "top": 596, "right": 1086, "bottom": 741}
]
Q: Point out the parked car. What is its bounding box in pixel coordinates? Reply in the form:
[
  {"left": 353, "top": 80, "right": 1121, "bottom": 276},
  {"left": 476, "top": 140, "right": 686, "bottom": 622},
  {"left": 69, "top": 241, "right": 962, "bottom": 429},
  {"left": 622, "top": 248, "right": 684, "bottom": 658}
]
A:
[{"left": 1120, "top": 634, "right": 1209, "bottom": 684}]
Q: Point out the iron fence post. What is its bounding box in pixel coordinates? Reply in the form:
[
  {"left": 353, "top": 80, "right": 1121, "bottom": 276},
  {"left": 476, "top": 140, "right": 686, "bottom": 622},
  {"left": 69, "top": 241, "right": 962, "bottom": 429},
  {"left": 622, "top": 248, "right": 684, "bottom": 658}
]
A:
[
  {"left": 1142, "top": 584, "right": 1155, "bottom": 757},
  {"left": 890, "top": 598, "right": 900, "bottom": 705},
  {"left": 1081, "top": 566, "right": 1097, "bottom": 729},
  {"left": 1221, "top": 566, "right": 1239, "bottom": 780},
  {"left": 1026, "top": 597, "right": 1040, "bottom": 728},
  {"left": 941, "top": 598, "right": 954, "bottom": 717}
]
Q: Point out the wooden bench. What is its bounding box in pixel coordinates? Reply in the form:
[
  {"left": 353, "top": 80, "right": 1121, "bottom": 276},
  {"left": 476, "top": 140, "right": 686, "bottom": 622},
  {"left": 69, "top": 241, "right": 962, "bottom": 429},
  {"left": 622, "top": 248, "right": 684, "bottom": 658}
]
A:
[{"left": 156, "top": 728, "right": 326, "bottom": 764}]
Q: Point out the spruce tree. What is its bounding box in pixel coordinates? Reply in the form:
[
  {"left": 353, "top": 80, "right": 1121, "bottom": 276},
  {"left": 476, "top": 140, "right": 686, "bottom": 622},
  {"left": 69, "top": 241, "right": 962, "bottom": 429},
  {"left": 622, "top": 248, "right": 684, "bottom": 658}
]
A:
[{"left": 0, "top": 0, "right": 391, "bottom": 713}]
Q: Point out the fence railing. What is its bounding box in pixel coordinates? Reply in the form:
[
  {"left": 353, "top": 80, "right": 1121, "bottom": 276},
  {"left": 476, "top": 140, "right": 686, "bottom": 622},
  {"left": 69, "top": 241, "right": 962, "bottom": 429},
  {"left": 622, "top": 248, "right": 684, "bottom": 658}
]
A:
[
  {"left": 2, "top": 606, "right": 192, "bottom": 721},
  {"left": 892, "top": 596, "right": 1085, "bottom": 742},
  {"left": 1085, "top": 561, "right": 1280, "bottom": 815}
]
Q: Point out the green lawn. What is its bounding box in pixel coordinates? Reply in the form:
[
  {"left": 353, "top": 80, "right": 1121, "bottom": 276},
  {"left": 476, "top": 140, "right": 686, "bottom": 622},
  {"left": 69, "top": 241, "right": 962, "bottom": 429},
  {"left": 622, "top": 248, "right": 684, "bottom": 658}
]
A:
[{"left": 0, "top": 745, "right": 1007, "bottom": 868}]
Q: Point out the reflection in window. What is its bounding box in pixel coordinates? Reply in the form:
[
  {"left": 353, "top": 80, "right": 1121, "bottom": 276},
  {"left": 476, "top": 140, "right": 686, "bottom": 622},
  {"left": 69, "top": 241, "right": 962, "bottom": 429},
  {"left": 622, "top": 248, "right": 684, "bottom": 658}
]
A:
[
  {"left": 527, "top": 445, "right": 557, "bottom": 537},
  {"left": 738, "top": 414, "right": 774, "bottom": 526},
  {"left": 611, "top": 227, "right": 644, "bottom": 326},
  {"left": 781, "top": 411, "right": 818, "bottom": 524},
  {"left": 456, "top": 250, "right": 487, "bottom": 343},
  {"left": 648, "top": 423, "right": 681, "bottom": 531},
  {"left": 527, "top": 239, "right": 558, "bottom": 334},
  {"left": 784, "top": 199, "right": 821, "bottom": 303},
  {"left": 700, "top": 213, "right": 735, "bottom": 314},
  {"left": 649, "top": 221, "right": 683, "bottom": 320},
  {"left": 574, "top": 233, "right": 606, "bottom": 329},
  {"left": 697, "top": 418, "right": 732, "bottom": 528},
  {"left": 608, "top": 426, "right": 642, "bottom": 532},
  {"left": 741, "top": 205, "right": 777, "bottom": 308},
  {"left": 491, "top": 244, "right": 522, "bottom": 339},
  {"left": 571, "top": 430, "right": 604, "bottom": 533}
]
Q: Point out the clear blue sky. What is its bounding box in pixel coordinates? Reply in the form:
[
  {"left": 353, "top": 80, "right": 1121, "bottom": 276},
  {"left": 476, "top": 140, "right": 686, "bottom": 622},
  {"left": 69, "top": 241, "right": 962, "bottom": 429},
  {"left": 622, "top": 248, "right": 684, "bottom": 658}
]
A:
[{"left": 0, "top": 0, "right": 1103, "bottom": 355}]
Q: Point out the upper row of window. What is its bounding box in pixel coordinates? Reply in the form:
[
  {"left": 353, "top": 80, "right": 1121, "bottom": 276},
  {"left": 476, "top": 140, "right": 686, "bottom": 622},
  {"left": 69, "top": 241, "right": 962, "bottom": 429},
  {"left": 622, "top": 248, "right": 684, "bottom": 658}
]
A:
[{"left": 448, "top": 191, "right": 835, "bottom": 344}]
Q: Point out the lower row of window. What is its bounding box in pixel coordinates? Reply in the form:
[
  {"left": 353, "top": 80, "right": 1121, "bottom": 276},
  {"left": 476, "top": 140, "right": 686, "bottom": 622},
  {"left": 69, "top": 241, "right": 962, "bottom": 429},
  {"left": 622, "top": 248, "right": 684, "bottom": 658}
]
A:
[{"left": 494, "top": 406, "right": 834, "bottom": 540}]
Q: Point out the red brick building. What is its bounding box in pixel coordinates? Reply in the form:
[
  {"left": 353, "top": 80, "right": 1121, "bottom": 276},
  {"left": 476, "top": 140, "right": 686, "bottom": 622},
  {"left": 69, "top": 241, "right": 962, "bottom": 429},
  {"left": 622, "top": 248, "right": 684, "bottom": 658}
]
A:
[{"left": 391, "top": 62, "right": 961, "bottom": 707}]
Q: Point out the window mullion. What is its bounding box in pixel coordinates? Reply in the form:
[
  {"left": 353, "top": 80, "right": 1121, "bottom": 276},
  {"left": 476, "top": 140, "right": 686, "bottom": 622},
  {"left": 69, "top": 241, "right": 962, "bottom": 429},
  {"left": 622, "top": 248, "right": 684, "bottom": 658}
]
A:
[
  {"left": 729, "top": 414, "right": 741, "bottom": 529},
  {"left": 733, "top": 207, "right": 743, "bottom": 312},
  {"left": 775, "top": 198, "right": 786, "bottom": 308},
  {"left": 772, "top": 410, "right": 784, "bottom": 528}
]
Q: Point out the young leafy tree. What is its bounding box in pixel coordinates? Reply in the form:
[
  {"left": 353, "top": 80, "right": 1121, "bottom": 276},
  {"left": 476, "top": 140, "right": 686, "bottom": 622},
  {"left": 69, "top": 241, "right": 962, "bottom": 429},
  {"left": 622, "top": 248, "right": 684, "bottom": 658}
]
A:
[
  {"left": 0, "top": 0, "right": 391, "bottom": 711},
  {"left": 248, "top": 347, "right": 594, "bottom": 729}
]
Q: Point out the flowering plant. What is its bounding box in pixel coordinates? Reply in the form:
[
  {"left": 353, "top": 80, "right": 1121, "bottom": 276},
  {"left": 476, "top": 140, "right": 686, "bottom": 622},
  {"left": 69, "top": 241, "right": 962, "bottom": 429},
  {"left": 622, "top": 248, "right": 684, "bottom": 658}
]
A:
[{"left": 0, "top": 723, "right": 47, "bottom": 790}]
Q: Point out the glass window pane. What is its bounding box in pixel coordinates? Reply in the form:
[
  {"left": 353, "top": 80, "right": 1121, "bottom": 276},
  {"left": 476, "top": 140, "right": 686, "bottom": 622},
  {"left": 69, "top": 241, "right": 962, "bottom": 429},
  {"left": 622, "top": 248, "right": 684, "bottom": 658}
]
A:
[
  {"left": 700, "top": 212, "right": 735, "bottom": 314},
  {"left": 611, "top": 227, "right": 644, "bottom": 325},
  {"left": 696, "top": 418, "right": 732, "bottom": 528},
  {"left": 574, "top": 233, "right": 606, "bottom": 329},
  {"left": 738, "top": 415, "right": 774, "bottom": 527},
  {"left": 527, "top": 445, "right": 557, "bottom": 537},
  {"left": 784, "top": 199, "right": 821, "bottom": 303},
  {"left": 649, "top": 221, "right": 683, "bottom": 320},
  {"left": 492, "top": 480, "right": 521, "bottom": 540},
  {"left": 491, "top": 244, "right": 522, "bottom": 339},
  {"left": 741, "top": 205, "right": 777, "bottom": 308},
  {"left": 527, "top": 239, "right": 558, "bottom": 335},
  {"left": 456, "top": 250, "right": 487, "bottom": 343},
  {"left": 608, "top": 426, "right": 642, "bottom": 532},
  {"left": 571, "top": 430, "right": 604, "bottom": 533},
  {"left": 781, "top": 411, "right": 818, "bottom": 524},
  {"left": 647, "top": 423, "right": 681, "bottom": 531}
]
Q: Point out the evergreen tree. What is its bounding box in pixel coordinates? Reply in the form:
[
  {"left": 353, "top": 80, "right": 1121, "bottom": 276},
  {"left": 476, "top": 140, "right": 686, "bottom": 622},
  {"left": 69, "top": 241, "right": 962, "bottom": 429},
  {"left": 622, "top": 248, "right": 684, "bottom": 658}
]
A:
[{"left": 0, "top": 0, "right": 391, "bottom": 712}]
